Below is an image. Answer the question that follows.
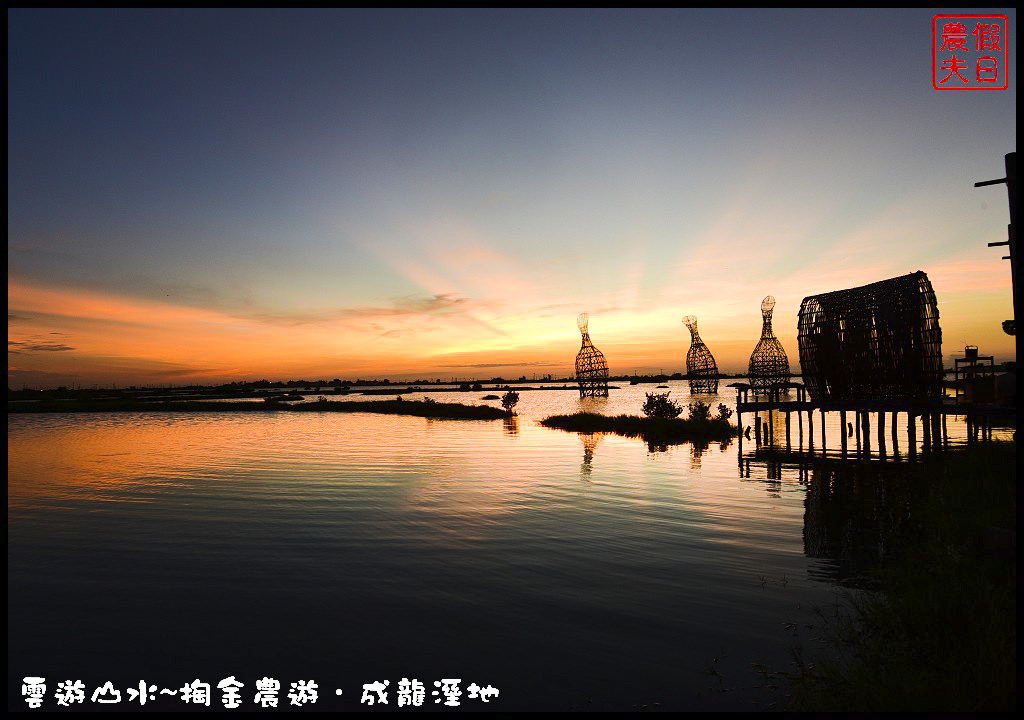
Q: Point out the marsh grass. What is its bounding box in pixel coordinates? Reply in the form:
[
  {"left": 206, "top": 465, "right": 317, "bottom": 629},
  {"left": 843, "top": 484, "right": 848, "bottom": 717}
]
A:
[{"left": 774, "top": 442, "right": 1016, "bottom": 711}]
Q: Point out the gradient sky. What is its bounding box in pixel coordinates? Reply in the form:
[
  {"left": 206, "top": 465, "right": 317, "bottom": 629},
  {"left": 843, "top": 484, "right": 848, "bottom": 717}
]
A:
[{"left": 8, "top": 8, "right": 1017, "bottom": 387}]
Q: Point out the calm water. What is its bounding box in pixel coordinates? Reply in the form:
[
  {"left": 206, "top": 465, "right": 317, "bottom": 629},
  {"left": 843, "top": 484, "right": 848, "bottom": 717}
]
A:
[{"left": 7, "top": 382, "right": 999, "bottom": 711}]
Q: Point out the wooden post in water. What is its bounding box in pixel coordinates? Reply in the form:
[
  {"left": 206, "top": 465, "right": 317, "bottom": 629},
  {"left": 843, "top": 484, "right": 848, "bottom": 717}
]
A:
[
  {"left": 840, "top": 410, "right": 848, "bottom": 457},
  {"left": 922, "top": 412, "right": 931, "bottom": 451},
  {"left": 908, "top": 412, "right": 917, "bottom": 457},
  {"left": 932, "top": 413, "right": 942, "bottom": 449},
  {"left": 891, "top": 411, "right": 899, "bottom": 456},
  {"left": 798, "top": 410, "right": 803, "bottom": 451},
  {"left": 878, "top": 410, "right": 886, "bottom": 456},
  {"left": 820, "top": 409, "right": 826, "bottom": 451},
  {"left": 942, "top": 413, "right": 948, "bottom": 446},
  {"left": 862, "top": 411, "right": 871, "bottom": 456},
  {"left": 786, "top": 411, "right": 791, "bottom": 450},
  {"left": 807, "top": 408, "right": 814, "bottom": 452},
  {"left": 855, "top": 411, "right": 861, "bottom": 454},
  {"left": 768, "top": 408, "right": 774, "bottom": 447},
  {"left": 754, "top": 412, "right": 761, "bottom": 446}
]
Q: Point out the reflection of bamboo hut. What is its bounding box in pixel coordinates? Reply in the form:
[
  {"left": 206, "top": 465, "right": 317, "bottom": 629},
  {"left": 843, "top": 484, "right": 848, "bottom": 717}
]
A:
[{"left": 798, "top": 271, "right": 943, "bottom": 403}]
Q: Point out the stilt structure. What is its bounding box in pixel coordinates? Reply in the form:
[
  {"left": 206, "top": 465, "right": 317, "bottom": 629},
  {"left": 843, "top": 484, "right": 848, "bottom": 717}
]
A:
[
  {"left": 683, "top": 315, "right": 719, "bottom": 394},
  {"left": 748, "top": 296, "right": 790, "bottom": 393},
  {"left": 575, "top": 313, "right": 609, "bottom": 398}
]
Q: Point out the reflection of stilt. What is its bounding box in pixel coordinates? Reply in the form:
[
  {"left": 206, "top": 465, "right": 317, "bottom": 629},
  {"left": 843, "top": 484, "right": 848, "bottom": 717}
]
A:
[{"left": 580, "top": 433, "right": 600, "bottom": 477}]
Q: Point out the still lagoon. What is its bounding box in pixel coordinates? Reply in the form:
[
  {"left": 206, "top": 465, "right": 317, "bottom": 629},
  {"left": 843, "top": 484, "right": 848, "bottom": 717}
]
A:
[{"left": 8, "top": 382, "right": 997, "bottom": 711}]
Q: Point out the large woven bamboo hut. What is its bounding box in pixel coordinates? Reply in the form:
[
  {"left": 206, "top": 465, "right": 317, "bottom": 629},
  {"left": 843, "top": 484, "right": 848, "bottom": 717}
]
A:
[{"left": 797, "top": 271, "right": 943, "bottom": 403}]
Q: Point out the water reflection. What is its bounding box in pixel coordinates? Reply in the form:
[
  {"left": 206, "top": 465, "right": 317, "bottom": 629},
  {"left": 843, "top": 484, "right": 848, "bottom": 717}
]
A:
[
  {"left": 9, "top": 390, "right": 1003, "bottom": 711},
  {"left": 579, "top": 432, "right": 600, "bottom": 479},
  {"left": 739, "top": 451, "right": 920, "bottom": 587},
  {"left": 502, "top": 415, "right": 519, "bottom": 436}
]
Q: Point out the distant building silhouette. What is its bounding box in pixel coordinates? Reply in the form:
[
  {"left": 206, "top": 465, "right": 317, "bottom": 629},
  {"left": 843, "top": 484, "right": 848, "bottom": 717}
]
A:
[
  {"left": 683, "top": 315, "right": 718, "bottom": 393},
  {"left": 748, "top": 296, "right": 790, "bottom": 392},
  {"left": 798, "top": 271, "right": 943, "bottom": 403},
  {"left": 575, "top": 313, "right": 609, "bottom": 397}
]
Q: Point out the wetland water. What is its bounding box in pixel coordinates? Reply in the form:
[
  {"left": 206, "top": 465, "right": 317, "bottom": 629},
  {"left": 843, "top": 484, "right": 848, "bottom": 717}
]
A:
[{"left": 7, "top": 382, "right": 1000, "bottom": 710}]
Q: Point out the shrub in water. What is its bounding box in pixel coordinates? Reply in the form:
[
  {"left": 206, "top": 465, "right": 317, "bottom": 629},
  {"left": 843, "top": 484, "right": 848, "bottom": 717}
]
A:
[
  {"left": 688, "top": 400, "right": 712, "bottom": 422},
  {"left": 642, "top": 392, "right": 683, "bottom": 420},
  {"left": 500, "top": 390, "right": 520, "bottom": 414}
]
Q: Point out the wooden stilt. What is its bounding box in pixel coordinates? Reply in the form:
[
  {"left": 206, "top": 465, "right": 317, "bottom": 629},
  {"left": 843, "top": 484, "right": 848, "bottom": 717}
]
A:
[
  {"left": 891, "top": 411, "right": 899, "bottom": 457},
  {"left": 862, "top": 411, "right": 871, "bottom": 456},
  {"left": 878, "top": 411, "right": 886, "bottom": 456},
  {"left": 840, "top": 410, "right": 848, "bottom": 457},
  {"left": 908, "top": 413, "right": 917, "bottom": 457}
]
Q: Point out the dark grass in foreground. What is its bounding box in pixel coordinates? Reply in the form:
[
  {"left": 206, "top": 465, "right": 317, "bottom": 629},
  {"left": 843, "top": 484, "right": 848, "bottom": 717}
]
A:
[
  {"left": 7, "top": 397, "right": 509, "bottom": 420},
  {"left": 775, "top": 442, "right": 1016, "bottom": 712},
  {"left": 539, "top": 412, "right": 738, "bottom": 445}
]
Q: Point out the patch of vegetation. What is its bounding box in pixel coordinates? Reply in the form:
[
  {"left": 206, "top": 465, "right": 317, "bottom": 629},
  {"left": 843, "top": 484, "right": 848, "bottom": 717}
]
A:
[
  {"left": 500, "top": 390, "right": 520, "bottom": 415},
  {"left": 540, "top": 410, "right": 738, "bottom": 448},
  {"left": 8, "top": 397, "right": 508, "bottom": 420},
  {"left": 772, "top": 442, "right": 1016, "bottom": 711},
  {"left": 642, "top": 391, "right": 683, "bottom": 419}
]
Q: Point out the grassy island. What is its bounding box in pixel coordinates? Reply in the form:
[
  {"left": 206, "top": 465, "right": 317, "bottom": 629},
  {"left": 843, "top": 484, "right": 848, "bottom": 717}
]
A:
[
  {"left": 8, "top": 397, "right": 510, "bottom": 420},
  {"left": 539, "top": 412, "right": 738, "bottom": 446}
]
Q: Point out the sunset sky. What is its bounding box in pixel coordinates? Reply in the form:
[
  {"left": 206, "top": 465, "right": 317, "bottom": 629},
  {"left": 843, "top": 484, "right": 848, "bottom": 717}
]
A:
[{"left": 8, "top": 8, "right": 1017, "bottom": 387}]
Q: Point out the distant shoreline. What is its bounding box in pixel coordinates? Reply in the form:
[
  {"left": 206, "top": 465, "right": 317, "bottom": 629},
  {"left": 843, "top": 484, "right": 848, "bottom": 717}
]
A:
[{"left": 6, "top": 397, "right": 510, "bottom": 421}]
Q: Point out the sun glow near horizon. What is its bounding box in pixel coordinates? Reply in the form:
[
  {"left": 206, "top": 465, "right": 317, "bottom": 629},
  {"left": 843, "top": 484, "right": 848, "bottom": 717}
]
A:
[{"left": 7, "top": 9, "right": 1016, "bottom": 388}]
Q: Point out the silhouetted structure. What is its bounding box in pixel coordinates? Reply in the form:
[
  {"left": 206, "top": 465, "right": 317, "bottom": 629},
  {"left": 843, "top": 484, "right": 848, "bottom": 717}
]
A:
[
  {"left": 683, "top": 315, "right": 719, "bottom": 393},
  {"left": 797, "top": 271, "right": 943, "bottom": 403},
  {"left": 954, "top": 344, "right": 996, "bottom": 405},
  {"left": 748, "top": 296, "right": 790, "bottom": 392},
  {"left": 575, "top": 313, "right": 609, "bottom": 397}
]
